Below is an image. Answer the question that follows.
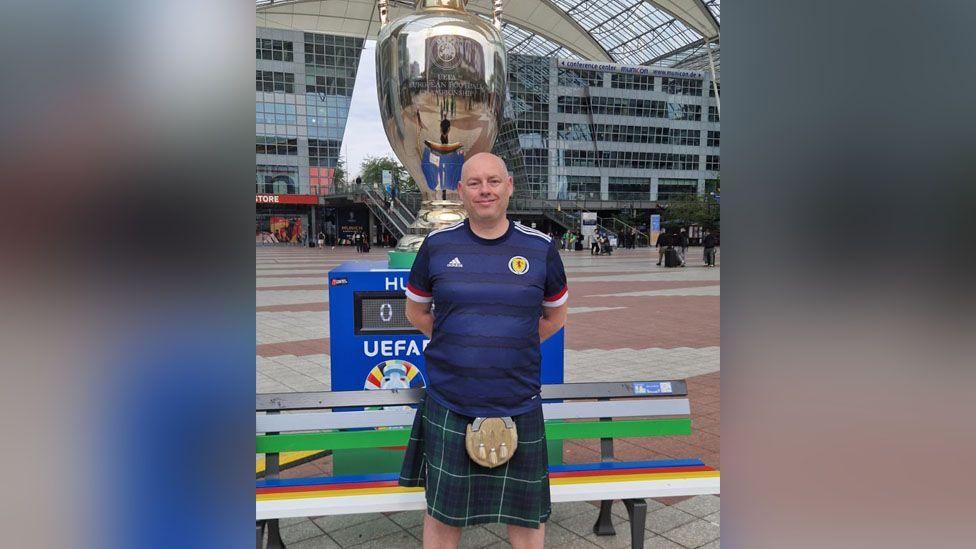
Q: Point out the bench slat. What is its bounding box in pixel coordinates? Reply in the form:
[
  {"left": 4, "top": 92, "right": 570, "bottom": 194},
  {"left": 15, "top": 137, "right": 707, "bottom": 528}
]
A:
[
  {"left": 255, "top": 473, "right": 720, "bottom": 520},
  {"left": 256, "top": 418, "right": 691, "bottom": 453},
  {"left": 256, "top": 399, "right": 690, "bottom": 433},
  {"left": 256, "top": 381, "right": 688, "bottom": 411}
]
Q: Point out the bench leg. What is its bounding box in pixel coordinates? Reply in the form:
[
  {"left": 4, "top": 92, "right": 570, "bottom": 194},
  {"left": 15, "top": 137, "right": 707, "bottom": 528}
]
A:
[
  {"left": 623, "top": 499, "right": 647, "bottom": 549},
  {"left": 266, "top": 518, "right": 285, "bottom": 549},
  {"left": 593, "top": 500, "right": 616, "bottom": 536}
]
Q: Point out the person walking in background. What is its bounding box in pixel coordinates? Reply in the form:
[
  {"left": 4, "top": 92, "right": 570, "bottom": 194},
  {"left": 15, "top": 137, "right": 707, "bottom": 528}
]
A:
[
  {"left": 678, "top": 228, "right": 690, "bottom": 267},
  {"left": 656, "top": 228, "right": 670, "bottom": 266},
  {"left": 574, "top": 230, "right": 584, "bottom": 251},
  {"left": 702, "top": 229, "right": 718, "bottom": 267}
]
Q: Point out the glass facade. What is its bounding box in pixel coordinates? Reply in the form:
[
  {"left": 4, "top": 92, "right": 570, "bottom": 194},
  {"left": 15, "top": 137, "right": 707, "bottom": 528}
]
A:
[
  {"left": 255, "top": 27, "right": 362, "bottom": 196},
  {"left": 503, "top": 55, "right": 720, "bottom": 202}
]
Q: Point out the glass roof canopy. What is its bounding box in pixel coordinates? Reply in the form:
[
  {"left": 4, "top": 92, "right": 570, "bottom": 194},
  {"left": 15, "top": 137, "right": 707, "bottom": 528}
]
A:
[
  {"left": 507, "top": 0, "right": 719, "bottom": 72},
  {"left": 257, "top": 1, "right": 720, "bottom": 75}
]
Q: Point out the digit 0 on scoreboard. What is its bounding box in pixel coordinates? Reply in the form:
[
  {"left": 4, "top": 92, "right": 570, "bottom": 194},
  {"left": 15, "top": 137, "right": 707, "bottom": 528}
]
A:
[{"left": 353, "top": 291, "right": 421, "bottom": 335}]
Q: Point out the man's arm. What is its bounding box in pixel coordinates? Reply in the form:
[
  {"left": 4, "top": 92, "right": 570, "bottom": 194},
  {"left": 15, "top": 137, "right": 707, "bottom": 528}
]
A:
[
  {"left": 405, "top": 299, "right": 434, "bottom": 338},
  {"left": 539, "top": 302, "right": 567, "bottom": 342}
]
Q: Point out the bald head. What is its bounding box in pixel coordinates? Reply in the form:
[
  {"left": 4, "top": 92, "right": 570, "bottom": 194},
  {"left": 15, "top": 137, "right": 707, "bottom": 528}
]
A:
[{"left": 461, "top": 152, "right": 509, "bottom": 182}]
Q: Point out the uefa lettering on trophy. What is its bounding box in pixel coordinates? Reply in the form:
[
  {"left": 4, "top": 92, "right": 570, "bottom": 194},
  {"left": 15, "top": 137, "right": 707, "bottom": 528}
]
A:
[{"left": 376, "top": 0, "right": 508, "bottom": 253}]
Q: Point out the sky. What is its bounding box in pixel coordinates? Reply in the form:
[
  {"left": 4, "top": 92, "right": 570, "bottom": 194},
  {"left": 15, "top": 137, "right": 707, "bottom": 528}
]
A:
[{"left": 342, "top": 40, "right": 396, "bottom": 180}]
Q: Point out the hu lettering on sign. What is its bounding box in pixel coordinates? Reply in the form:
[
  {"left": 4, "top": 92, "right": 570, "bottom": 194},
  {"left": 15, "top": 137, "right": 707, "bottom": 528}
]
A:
[{"left": 385, "top": 277, "right": 407, "bottom": 291}]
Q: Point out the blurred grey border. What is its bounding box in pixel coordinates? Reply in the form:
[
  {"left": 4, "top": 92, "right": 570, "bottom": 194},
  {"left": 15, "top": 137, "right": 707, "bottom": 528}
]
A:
[{"left": 724, "top": 1, "right": 976, "bottom": 547}]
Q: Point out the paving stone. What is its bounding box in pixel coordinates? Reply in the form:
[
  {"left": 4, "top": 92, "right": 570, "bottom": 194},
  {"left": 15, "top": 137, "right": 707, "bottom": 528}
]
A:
[
  {"left": 459, "top": 526, "right": 505, "bottom": 548},
  {"left": 286, "top": 534, "right": 342, "bottom": 549},
  {"left": 641, "top": 535, "right": 686, "bottom": 549},
  {"left": 644, "top": 507, "right": 697, "bottom": 535},
  {"left": 549, "top": 500, "right": 598, "bottom": 522},
  {"left": 698, "top": 539, "right": 720, "bottom": 549},
  {"left": 346, "top": 530, "right": 421, "bottom": 549},
  {"left": 541, "top": 522, "right": 601, "bottom": 548},
  {"left": 328, "top": 515, "right": 402, "bottom": 547},
  {"left": 672, "top": 495, "right": 721, "bottom": 518},
  {"left": 280, "top": 520, "right": 326, "bottom": 544},
  {"left": 704, "top": 511, "right": 719, "bottom": 526},
  {"left": 387, "top": 510, "right": 424, "bottom": 528},
  {"left": 482, "top": 542, "right": 513, "bottom": 549},
  {"left": 311, "top": 512, "right": 382, "bottom": 533},
  {"left": 661, "top": 519, "right": 720, "bottom": 548}
]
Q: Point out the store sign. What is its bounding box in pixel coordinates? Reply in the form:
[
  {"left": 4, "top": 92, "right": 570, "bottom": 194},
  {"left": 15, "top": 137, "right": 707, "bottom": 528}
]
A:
[{"left": 255, "top": 194, "right": 318, "bottom": 205}]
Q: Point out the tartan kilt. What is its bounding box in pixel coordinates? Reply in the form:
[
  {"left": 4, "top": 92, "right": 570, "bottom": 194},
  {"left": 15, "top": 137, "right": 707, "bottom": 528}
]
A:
[{"left": 398, "top": 396, "right": 551, "bottom": 528}]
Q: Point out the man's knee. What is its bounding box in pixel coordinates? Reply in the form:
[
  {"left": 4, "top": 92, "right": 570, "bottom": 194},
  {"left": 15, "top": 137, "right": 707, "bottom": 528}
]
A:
[
  {"left": 507, "top": 522, "right": 545, "bottom": 549},
  {"left": 423, "top": 513, "right": 461, "bottom": 548}
]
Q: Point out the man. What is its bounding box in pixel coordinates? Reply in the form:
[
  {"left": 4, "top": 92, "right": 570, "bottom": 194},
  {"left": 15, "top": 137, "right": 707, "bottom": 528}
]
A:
[
  {"left": 702, "top": 229, "right": 718, "bottom": 267},
  {"left": 656, "top": 228, "right": 670, "bottom": 266},
  {"left": 678, "top": 228, "right": 690, "bottom": 267},
  {"left": 401, "top": 153, "right": 568, "bottom": 549}
]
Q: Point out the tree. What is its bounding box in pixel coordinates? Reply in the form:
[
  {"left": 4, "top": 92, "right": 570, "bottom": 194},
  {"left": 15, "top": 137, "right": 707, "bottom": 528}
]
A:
[
  {"left": 662, "top": 194, "right": 720, "bottom": 231},
  {"left": 358, "top": 155, "right": 417, "bottom": 193},
  {"left": 332, "top": 158, "right": 346, "bottom": 190}
]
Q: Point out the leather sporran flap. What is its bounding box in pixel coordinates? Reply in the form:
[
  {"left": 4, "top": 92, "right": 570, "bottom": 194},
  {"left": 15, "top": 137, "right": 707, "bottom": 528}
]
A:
[{"left": 465, "top": 416, "right": 517, "bottom": 468}]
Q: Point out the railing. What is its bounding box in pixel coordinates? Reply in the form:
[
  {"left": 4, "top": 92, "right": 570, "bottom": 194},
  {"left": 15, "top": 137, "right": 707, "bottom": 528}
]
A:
[{"left": 362, "top": 187, "right": 410, "bottom": 238}]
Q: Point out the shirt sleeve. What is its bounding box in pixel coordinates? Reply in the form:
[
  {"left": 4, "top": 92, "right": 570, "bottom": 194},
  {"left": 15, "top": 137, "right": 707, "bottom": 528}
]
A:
[
  {"left": 405, "top": 238, "right": 433, "bottom": 303},
  {"left": 543, "top": 239, "right": 568, "bottom": 308}
]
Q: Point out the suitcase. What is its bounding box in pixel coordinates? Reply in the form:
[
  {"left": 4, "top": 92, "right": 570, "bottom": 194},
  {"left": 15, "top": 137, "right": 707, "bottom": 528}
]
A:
[{"left": 664, "top": 247, "right": 681, "bottom": 267}]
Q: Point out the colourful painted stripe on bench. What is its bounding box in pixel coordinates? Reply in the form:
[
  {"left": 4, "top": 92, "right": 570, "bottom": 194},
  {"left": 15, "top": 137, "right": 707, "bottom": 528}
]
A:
[
  {"left": 255, "top": 470, "right": 719, "bottom": 502},
  {"left": 256, "top": 418, "right": 692, "bottom": 453},
  {"left": 255, "top": 458, "right": 706, "bottom": 489},
  {"left": 256, "top": 450, "right": 324, "bottom": 474}
]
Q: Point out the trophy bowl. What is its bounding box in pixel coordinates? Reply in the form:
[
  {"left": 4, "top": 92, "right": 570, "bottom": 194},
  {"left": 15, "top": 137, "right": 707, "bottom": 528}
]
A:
[{"left": 376, "top": 0, "right": 508, "bottom": 252}]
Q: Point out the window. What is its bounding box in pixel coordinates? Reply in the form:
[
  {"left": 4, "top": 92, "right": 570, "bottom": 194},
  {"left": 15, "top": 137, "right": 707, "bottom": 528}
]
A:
[
  {"left": 308, "top": 139, "right": 341, "bottom": 167},
  {"left": 557, "top": 122, "right": 592, "bottom": 141},
  {"left": 709, "top": 106, "right": 720, "bottom": 123},
  {"left": 256, "top": 38, "right": 294, "bottom": 62},
  {"left": 256, "top": 136, "right": 297, "bottom": 155},
  {"left": 609, "top": 177, "right": 652, "bottom": 199},
  {"left": 658, "top": 178, "right": 698, "bottom": 201},
  {"left": 666, "top": 102, "right": 701, "bottom": 121},
  {"left": 256, "top": 165, "right": 299, "bottom": 194},
  {"left": 255, "top": 70, "right": 295, "bottom": 93},
  {"left": 661, "top": 77, "right": 703, "bottom": 96},
  {"left": 669, "top": 128, "right": 701, "bottom": 146},
  {"left": 610, "top": 73, "right": 654, "bottom": 91},
  {"left": 561, "top": 149, "right": 597, "bottom": 167},
  {"left": 557, "top": 96, "right": 590, "bottom": 114},
  {"left": 255, "top": 102, "right": 297, "bottom": 125},
  {"left": 707, "top": 130, "right": 720, "bottom": 147},
  {"left": 709, "top": 81, "right": 720, "bottom": 97},
  {"left": 706, "top": 155, "right": 720, "bottom": 171},
  {"left": 558, "top": 68, "right": 602, "bottom": 88},
  {"left": 558, "top": 175, "right": 601, "bottom": 199},
  {"left": 304, "top": 33, "right": 363, "bottom": 97}
]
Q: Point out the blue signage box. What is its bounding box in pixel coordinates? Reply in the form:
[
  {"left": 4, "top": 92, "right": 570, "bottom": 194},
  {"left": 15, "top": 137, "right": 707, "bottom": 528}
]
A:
[{"left": 328, "top": 260, "right": 564, "bottom": 393}]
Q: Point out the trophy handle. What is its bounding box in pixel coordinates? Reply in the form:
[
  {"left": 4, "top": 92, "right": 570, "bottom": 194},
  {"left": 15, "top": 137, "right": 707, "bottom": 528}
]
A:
[
  {"left": 493, "top": 0, "right": 503, "bottom": 30},
  {"left": 378, "top": 0, "right": 389, "bottom": 28}
]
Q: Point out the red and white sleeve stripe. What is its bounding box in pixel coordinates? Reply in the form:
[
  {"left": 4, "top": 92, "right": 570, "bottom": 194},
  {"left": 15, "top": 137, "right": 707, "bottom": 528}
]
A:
[
  {"left": 543, "top": 285, "right": 568, "bottom": 307},
  {"left": 405, "top": 282, "right": 433, "bottom": 303}
]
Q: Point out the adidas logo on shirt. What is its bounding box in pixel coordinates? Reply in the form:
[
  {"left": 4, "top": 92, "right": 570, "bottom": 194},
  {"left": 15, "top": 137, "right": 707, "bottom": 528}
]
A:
[{"left": 446, "top": 257, "right": 463, "bottom": 268}]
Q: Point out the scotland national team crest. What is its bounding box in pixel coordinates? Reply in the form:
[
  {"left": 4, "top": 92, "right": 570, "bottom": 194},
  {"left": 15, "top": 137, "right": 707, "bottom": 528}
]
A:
[{"left": 508, "top": 256, "right": 529, "bottom": 275}]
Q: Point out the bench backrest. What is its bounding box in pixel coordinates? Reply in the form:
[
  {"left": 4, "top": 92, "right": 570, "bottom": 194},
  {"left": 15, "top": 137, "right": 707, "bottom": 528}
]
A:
[{"left": 256, "top": 381, "right": 692, "bottom": 455}]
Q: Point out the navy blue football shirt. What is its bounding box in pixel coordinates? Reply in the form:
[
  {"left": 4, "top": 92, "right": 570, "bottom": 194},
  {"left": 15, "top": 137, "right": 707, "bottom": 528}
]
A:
[{"left": 405, "top": 219, "right": 568, "bottom": 417}]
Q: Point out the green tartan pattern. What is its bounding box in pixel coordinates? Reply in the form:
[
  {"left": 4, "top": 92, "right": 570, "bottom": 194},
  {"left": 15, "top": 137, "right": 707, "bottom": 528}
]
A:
[{"left": 398, "top": 397, "right": 551, "bottom": 528}]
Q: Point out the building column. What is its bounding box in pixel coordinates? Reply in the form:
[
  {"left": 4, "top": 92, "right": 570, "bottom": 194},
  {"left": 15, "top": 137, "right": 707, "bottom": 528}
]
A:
[
  {"left": 601, "top": 174, "right": 609, "bottom": 201},
  {"left": 368, "top": 210, "right": 377, "bottom": 245},
  {"left": 651, "top": 176, "right": 660, "bottom": 201}
]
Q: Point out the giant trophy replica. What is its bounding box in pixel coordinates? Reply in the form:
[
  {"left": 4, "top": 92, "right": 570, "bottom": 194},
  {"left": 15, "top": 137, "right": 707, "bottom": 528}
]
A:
[{"left": 376, "top": 0, "right": 508, "bottom": 264}]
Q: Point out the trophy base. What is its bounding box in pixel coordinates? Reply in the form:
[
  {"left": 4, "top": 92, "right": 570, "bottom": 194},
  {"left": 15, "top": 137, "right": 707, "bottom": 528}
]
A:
[{"left": 394, "top": 201, "right": 468, "bottom": 252}]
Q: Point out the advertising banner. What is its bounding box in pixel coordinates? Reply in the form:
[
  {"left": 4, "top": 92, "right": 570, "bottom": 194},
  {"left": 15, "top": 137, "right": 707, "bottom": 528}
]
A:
[
  {"left": 581, "top": 212, "right": 597, "bottom": 236},
  {"left": 336, "top": 208, "right": 369, "bottom": 240},
  {"left": 651, "top": 214, "right": 661, "bottom": 246},
  {"left": 269, "top": 216, "right": 304, "bottom": 244}
]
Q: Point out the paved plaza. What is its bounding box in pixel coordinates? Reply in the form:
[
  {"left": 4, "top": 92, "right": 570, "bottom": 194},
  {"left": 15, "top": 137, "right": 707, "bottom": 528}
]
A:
[{"left": 257, "top": 243, "right": 720, "bottom": 548}]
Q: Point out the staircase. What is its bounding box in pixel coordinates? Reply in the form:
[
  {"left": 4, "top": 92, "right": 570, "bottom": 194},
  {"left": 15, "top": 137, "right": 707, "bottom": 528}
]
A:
[{"left": 361, "top": 187, "right": 415, "bottom": 239}]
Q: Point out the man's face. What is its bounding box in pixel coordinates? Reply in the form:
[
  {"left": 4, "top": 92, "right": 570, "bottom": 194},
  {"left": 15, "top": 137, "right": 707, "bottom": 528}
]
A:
[{"left": 458, "top": 154, "right": 513, "bottom": 225}]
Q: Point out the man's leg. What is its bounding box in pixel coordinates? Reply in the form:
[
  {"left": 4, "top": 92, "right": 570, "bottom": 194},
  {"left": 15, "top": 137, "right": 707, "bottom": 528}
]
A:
[
  {"left": 423, "top": 513, "right": 461, "bottom": 549},
  {"left": 507, "top": 523, "right": 545, "bottom": 549}
]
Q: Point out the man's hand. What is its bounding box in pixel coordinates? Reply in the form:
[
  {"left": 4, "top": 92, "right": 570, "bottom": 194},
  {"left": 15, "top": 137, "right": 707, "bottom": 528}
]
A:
[
  {"left": 405, "top": 299, "right": 434, "bottom": 338},
  {"left": 539, "top": 302, "right": 567, "bottom": 342}
]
